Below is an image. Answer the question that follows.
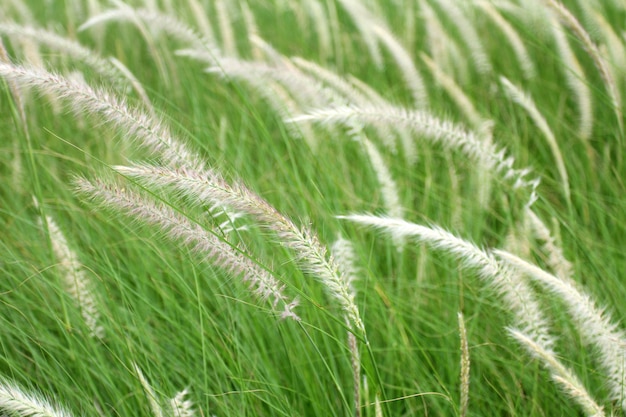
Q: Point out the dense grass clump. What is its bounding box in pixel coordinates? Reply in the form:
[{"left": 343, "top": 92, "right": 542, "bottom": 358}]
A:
[{"left": 1, "top": 0, "right": 625, "bottom": 416}]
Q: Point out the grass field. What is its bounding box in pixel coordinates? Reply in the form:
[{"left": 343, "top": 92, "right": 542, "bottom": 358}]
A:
[{"left": 1, "top": 0, "right": 626, "bottom": 415}]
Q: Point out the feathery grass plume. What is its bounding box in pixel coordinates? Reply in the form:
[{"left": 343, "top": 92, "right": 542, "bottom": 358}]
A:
[
  {"left": 476, "top": 1, "right": 537, "bottom": 79},
  {"left": 375, "top": 394, "right": 383, "bottom": 417},
  {"left": 431, "top": 0, "right": 492, "bottom": 75},
  {"left": 240, "top": 2, "right": 262, "bottom": 60},
  {"left": 338, "top": 214, "right": 553, "bottom": 347},
  {"left": 40, "top": 211, "right": 104, "bottom": 339},
  {"left": 2, "top": 0, "right": 35, "bottom": 23},
  {"left": 0, "top": 62, "right": 204, "bottom": 171},
  {"left": 509, "top": 329, "right": 605, "bottom": 417},
  {"left": 369, "top": 23, "right": 428, "bottom": 107},
  {"left": 525, "top": 209, "right": 573, "bottom": 280},
  {"left": 202, "top": 50, "right": 318, "bottom": 146},
  {"left": 288, "top": 104, "right": 540, "bottom": 207},
  {"left": 113, "top": 164, "right": 363, "bottom": 333},
  {"left": 550, "top": 18, "right": 594, "bottom": 142},
  {"left": 335, "top": 0, "right": 383, "bottom": 69},
  {"left": 133, "top": 363, "right": 165, "bottom": 417},
  {"left": 79, "top": 3, "right": 207, "bottom": 49},
  {"left": 108, "top": 57, "right": 156, "bottom": 117},
  {"left": 0, "top": 379, "right": 76, "bottom": 417},
  {"left": 186, "top": 0, "right": 216, "bottom": 44},
  {"left": 215, "top": 0, "right": 238, "bottom": 57},
  {"left": 543, "top": 0, "right": 622, "bottom": 135},
  {"left": 291, "top": 57, "right": 372, "bottom": 106},
  {"left": 206, "top": 57, "right": 341, "bottom": 111},
  {"left": 0, "top": 38, "right": 29, "bottom": 143},
  {"left": 345, "top": 73, "right": 418, "bottom": 163},
  {"left": 458, "top": 312, "right": 470, "bottom": 417},
  {"left": 420, "top": 53, "right": 484, "bottom": 129},
  {"left": 337, "top": 0, "right": 429, "bottom": 106},
  {"left": 592, "top": 11, "right": 626, "bottom": 83},
  {"left": 75, "top": 176, "right": 300, "bottom": 321},
  {"left": 170, "top": 388, "right": 195, "bottom": 417},
  {"left": 301, "top": 0, "right": 333, "bottom": 61},
  {"left": 331, "top": 237, "right": 361, "bottom": 417},
  {"left": 249, "top": 34, "right": 290, "bottom": 65},
  {"left": 420, "top": 0, "right": 469, "bottom": 84},
  {"left": 494, "top": 249, "right": 626, "bottom": 409},
  {"left": 361, "top": 138, "right": 404, "bottom": 227},
  {"left": 0, "top": 22, "right": 127, "bottom": 88},
  {"left": 499, "top": 76, "right": 570, "bottom": 203}
]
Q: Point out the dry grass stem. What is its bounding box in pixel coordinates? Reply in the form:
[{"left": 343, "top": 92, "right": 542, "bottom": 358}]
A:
[{"left": 458, "top": 312, "right": 470, "bottom": 417}]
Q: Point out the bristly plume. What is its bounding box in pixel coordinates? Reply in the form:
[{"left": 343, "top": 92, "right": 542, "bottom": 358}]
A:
[
  {"left": 40, "top": 212, "right": 104, "bottom": 339},
  {"left": 509, "top": 329, "right": 605, "bottom": 417},
  {"left": 458, "top": 312, "right": 470, "bottom": 417},
  {"left": 132, "top": 363, "right": 165, "bottom": 417},
  {"left": 113, "top": 163, "right": 363, "bottom": 333},
  {"left": 550, "top": 18, "right": 593, "bottom": 141},
  {"left": 0, "top": 379, "right": 77, "bottom": 417},
  {"left": 0, "top": 62, "right": 205, "bottom": 171},
  {"left": 74, "top": 176, "right": 300, "bottom": 321},
  {"left": 338, "top": 214, "right": 553, "bottom": 349},
  {"left": 499, "top": 76, "right": 570, "bottom": 203},
  {"left": 170, "top": 388, "right": 195, "bottom": 417},
  {"left": 0, "top": 22, "right": 128, "bottom": 88},
  {"left": 476, "top": 2, "right": 536, "bottom": 79},
  {"left": 289, "top": 104, "right": 540, "bottom": 207},
  {"left": 495, "top": 249, "right": 626, "bottom": 410},
  {"left": 332, "top": 236, "right": 362, "bottom": 417},
  {"left": 542, "top": 0, "right": 622, "bottom": 135},
  {"left": 524, "top": 209, "right": 573, "bottom": 280}
]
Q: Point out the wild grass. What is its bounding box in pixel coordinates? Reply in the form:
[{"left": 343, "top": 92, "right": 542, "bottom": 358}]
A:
[{"left": 1, "top": 0, "right": 625, "bottom": 416}]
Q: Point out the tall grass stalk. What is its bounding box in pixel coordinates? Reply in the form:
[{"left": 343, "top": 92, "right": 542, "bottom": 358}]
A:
[{"left": 458, "top": 312, "right": 470, "bottom": 417}]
